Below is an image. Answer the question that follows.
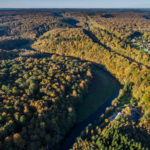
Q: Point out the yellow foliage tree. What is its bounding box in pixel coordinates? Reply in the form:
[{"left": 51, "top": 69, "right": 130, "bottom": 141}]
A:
[{"left": 13, "top": 133, "right": 22, "bottom": 146}]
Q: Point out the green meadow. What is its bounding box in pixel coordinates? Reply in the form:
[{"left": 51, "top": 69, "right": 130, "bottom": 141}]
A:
[{"left": 76, "top": 66, "right": 116, "bottom": 122}]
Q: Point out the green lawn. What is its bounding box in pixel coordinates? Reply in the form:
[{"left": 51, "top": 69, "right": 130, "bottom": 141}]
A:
[
  {"left": 117, "top": 93, "right": 131, "bottom": 108},
  {"left": 89, "top": 21, "right": 97, "bottom": 28},
  {"left": 76, "top": 66, "right": 116, "bottom": 122}
]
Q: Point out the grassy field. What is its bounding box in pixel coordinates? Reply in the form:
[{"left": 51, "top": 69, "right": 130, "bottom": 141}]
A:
[
  {"left": 89, "top": 21, "right": 98, "bottom": 28},
  {"left": 117, "top": 93, "right": 132, "bottom": 108},
  {"left": 76, "top": 66, "right": 116, "bottom": 122}
]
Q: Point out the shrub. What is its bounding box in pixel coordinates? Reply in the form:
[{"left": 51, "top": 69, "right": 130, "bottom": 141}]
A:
[
  {"left": 20, "top": 115, "right": 26, "bottom": 124},
  {"left": 13, "top": 133, "right": 22, "bottom": 146},
  {"left": 14, "top": 100, "right": 20, "bottom": 106},
  {"left": 4, "top": 136, "right": 12, "bottom": 144},
  {"left": 118, "top": 89, "right": 125, "bottom": 100},
  {"left": 105, "top": 119, "right": 109, "bottom": 123},
  {"left": 12, "top": 87, "right": 19, "bottom": 95},
  {"left": 86, "top": 70, "right": 92, "bottom": 77}
]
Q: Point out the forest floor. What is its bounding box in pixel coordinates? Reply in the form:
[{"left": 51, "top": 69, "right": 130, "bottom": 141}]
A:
[{"left": 76, "top": 66, "right": 116, "bottom": 122}]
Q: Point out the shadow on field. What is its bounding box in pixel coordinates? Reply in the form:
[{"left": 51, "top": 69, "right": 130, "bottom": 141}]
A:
[{"left": 0, "top": 38, "right": 31, "bottom": 50}]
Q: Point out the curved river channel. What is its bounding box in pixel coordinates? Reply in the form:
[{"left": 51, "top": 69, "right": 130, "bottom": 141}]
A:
[
  {"left": 61, "top": 66, "right": 122, "bottom": 150},
  {"left": 19, "top": 42, "right": 122, "bottom": 150}
]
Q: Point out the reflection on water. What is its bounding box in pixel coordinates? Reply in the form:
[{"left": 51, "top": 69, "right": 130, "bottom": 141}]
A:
[
  {"left": 61, "top": 87, "right": 120, "bottom": 150},
  {"left": 61, "top": 67, "right": 122, "bottom": 150}
]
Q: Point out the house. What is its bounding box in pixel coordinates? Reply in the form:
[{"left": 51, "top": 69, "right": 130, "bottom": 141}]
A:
[
  {"left": 115, "top": 112, "right": 122, "bottom": 119},
  {"left": 129, "top": 110, "right": 138, "bottom": 123},
  {"left": 131, "top": 39, "right": 136, "bottom": 42},
  {"left": 137, "top": 41, "right": 140, "bottom": 44},
  {"left": 144, "top": 48, "right": 148, "bottom": 52},
  {"left": 147, "top": 43, "right": 150, "bottom": 48}
]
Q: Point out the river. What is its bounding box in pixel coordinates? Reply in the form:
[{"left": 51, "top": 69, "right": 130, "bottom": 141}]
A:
[
  {"left": 18, "top": 50, "right": 122, "bottom": 150},
  {"left": 18, "top": 19, "right": 122, "bottom": 150},
  {"left": 60, "top": 66, "right": 122, "bottom": 150}
]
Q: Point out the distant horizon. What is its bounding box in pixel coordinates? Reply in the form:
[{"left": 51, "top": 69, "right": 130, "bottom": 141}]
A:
[
  {"left": 1, "top": 0, "right": 150, "bottom": 9},
  {"left": 0, "top": 8, "right": 150, "bottom": 10}
]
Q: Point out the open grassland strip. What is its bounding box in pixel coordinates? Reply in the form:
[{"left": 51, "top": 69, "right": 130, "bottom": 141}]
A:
[
  {"left": 88, "top": 18, "right": 120, "bottom": 39},
  {"left": 89, "top": 20, "right": 98, "bottom": 28},
  {"left": 76, "top": 66, "right": 116, "bottom": 122},
  {"left": 117, "top": 93, "right": 132, "bottom": 108}
]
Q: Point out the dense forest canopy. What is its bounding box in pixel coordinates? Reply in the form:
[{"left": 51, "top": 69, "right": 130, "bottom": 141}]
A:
[{"left": 0, "top": 55, "right": 93, "bottom": 149}]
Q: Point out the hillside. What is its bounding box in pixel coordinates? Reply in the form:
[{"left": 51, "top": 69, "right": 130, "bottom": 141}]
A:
[
  {"left": 32, "top": 17, "right": 150, "bottom": 131},
  {"left": 32, "top": 15, "right": 150, "bottom": 149}
]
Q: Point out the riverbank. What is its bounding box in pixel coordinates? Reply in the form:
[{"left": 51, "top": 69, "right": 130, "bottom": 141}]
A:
[
  {"left": 16, "top": 27, "right": 123, "bottom": 150},
  {"left": 61, "top": 88, "right": 120, "bottom": 150},
  {"left": 61, "top": 65, "right": 121, "bottom": 150},
  {"left": 76, "top": 66, "right": 116, "bottom": 122}
]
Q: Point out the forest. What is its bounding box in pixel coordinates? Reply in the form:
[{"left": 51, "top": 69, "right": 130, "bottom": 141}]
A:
[
  {"left": 0, "top": 55, "right": 93, "bottom": 149},
  {"left": 0, "top": 9, "right": 150, "bottom": 150}
]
